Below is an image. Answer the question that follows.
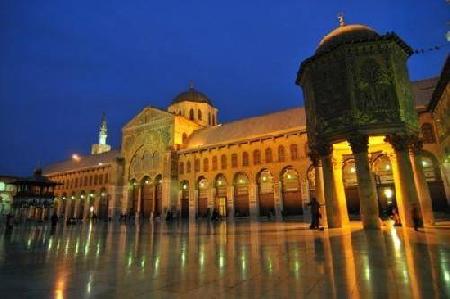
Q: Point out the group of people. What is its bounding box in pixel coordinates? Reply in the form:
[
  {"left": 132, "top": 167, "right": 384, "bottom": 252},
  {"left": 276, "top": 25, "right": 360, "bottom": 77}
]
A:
[
  {"left": 308, "top": 198, "right": 424, "bottom": 231},
  {"left": 3, "top": 200, "right": 425, "bottom": 232}
]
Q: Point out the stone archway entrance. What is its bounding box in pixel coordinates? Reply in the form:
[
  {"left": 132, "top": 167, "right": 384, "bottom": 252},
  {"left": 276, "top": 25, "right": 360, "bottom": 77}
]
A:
[
  {"left": 129, "top": 179, "right": 138, "bottom": 215},
  {"left": 281, "top": 168, "right": 303, "bottom": 216},
  {"left": 342, "top": 159, "right": 359, "bottom": 214},
  {"left": 372, "top": 154, "right": 396, "bottom": 216},
  {"left": 198, "top": 177, "right": 208, "bottom": 217},
  {"left": 422, "top": 153, "right": 448, "bottom": 211},
  {"left": 180, "top": 181, "right": 189, "bottom": 218},
  {"left": 67, "top": 195, "right": 75, "bottom": 218},
  {"left": 60, "top": 195, "right": 67, "bottom": 217},
  {"left": 342, "top": 154, "right": 397, "bottom": 217},
  {"left": 258, "top": 169, "right": 275, "bottom": 216},
  {"left": 215, "top": 174, "right": 227, "bottom": 217},
  {"left": 98, "top": 189, "right": 109, "bottom": 220},
  {"left": 234, "top": 173, "right": 250, "bottom": 217},
  {"left": 78, "top": 192, "right": 86, "bottom": 219},
  {"left": 154, "top": 175, "right": 163, "bottom": 217},
  {"left": 140, "top": 176, "right": 154, "bottom": 219}
]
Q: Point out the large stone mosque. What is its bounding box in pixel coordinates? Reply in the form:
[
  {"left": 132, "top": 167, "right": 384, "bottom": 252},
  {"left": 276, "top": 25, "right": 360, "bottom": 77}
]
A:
[{"left": 43, "top": 19, "right": 450, "bottom": 229}]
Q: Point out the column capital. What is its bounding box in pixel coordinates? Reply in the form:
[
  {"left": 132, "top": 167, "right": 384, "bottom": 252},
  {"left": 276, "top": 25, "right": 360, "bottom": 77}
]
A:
[
  {"left": 385, "top": 134, "right": 415, "bottom": 152},
  {"left": 314, "top": 142, "right": 332, "bottom": 157},
  {"left": 308, "top": 151, "right": 321, "bottom": 167},
  {"left": 411, "top": 137, "right": 424, "bottom": 154},
  {"left": 348, "top": 134, "right": 369, "bottom": 154}
]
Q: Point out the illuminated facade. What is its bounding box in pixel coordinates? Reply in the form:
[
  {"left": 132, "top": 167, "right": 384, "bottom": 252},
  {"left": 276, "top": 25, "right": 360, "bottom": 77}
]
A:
[
  {"left": 297, "top": 20, "right": 449, "bottom": 228},
  {"left": 42, "top": 23, "right": 450, "bottom": 226},
  {"left": 43, "top": 115, "right": 125, "bottom": 220}
]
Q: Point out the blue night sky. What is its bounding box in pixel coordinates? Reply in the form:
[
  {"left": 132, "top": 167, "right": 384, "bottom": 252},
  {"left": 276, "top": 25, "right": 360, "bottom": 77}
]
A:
[{"left": 0, "top": 0, "right": 448, "bottom": 176}]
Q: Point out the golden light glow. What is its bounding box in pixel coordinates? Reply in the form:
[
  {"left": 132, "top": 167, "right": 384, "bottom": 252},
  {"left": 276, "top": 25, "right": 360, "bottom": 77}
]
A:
[
  {"left": 333, "top": 135, "right": 388, "bottom": 151},
  {"left": 72, "top": 154, "right": 81, "bottom": 161},
  {"left": 384, "top": 188, "right": 393, "bottom": 199}
]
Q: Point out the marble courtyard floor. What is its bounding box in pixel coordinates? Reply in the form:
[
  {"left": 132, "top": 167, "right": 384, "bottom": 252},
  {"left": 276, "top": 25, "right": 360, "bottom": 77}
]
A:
[{"left": 0, "top": 220, "right": 449, "bottom": 298}]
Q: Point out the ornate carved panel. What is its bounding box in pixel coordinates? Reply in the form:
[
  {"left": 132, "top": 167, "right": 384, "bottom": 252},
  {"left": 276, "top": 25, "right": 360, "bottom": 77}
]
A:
[{"left": 121, "top": 108, "right": 175, "bottom": 181}]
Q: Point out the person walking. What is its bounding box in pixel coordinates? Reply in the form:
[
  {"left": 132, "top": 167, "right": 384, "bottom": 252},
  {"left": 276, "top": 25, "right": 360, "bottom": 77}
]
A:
[
  {"left": 391, "top": 207, "right": 401, "bottom": 226},
  {"left": 5, "top": 213, "right": 14, "bottom": 234},
  {"left": 51, "top": 213, "right": 58, "bottom": 227},
  {"left": 309, "top": 198, "right": 320, "bottom": 230},
  {"left": 412, "top": 205, "right": 421, "bottom": 231}
]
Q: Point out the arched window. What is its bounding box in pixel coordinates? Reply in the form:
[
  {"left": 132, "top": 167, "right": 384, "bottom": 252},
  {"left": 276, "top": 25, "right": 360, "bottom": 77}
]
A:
[
  {"left": 265, "top": 148, "right": 273, "bottom": 163},
  {"left": 253, "top": 150, "right": 261, "bottom": 165},
  {"left": 208, "top": 112, "right": 211, "bottom": 125},
  {"left": 212, "top": 156, "right": 218, "bottom": 171},
  {"left": 278, "top": 145, "right": 285, "bottom": 162},
  {"left": 186, "top": 161, "right": 191, "bottom": 173},
  {"left": 179, "top": 162, "right": 184, "bottom": 175},
  {"left": 198, "top": 109, "right": 202, "bottom": 121},
  {"left": 203, "top": 158, "right": 209, "bottom": 172},
  {"left": 231, "top": 154, "right": 238, "bottom": 168},
  {"left": 194, "top": 159, "right": 200, "bottom": 172},
  {"left": 422, "top": 123, "right": 436, "bottom": 144},
  {"left": 189, "top": 109, "right": 194, "bottom": 120},
  {"left": 182, "top": 133, "right": 188, "bottom": 144},
  {"left": 242, "top": 152, "right": 249, "bottom": 166},
  {"left": 221, "top": 154, "right": 227, "bottom": 170},
  {"left": 290, "top": 144, "right": 298, "bottom": 160},
  {"left": 212, "top": 114, "right": 216, "bottom": 125}
]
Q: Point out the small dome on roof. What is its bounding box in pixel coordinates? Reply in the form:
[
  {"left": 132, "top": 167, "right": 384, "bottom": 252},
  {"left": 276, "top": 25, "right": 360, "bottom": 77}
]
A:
[
  {"left": 171, "top": 84, "right": 213, "bottom": 106},
  {"left": 316, "top": 23, "right": 379, "bottom": 54}
]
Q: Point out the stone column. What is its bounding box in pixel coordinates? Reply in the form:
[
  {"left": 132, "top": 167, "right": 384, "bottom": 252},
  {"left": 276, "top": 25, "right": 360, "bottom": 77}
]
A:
[
  {"left": 441, "top": 162, "right": 450, "bottom": 205},
  {"left": 387, "top": 135, "right": 422, "bottom": 228},
  {"left": 249, "top": 183, "right": 258, "bottom": 219},
  {"left": 120, "top": 185, "right": 129, "bottom": 217},
  {"left": 318, "top": 144, "right": 343, "bottom": 228},
  {"left": 136, "top": 185, "right": 142, "bottom": 219},
  {"left": 411, "top": 140, "right": 434, "bottom": 226},
  {"left": 332, "top": 153, "right": 350, "bottom": 227},
  {"left": 189, "top": 187, "right": 197, "bottom": 222},
  {"left": 310, "top": 153, "right": 327, "bottom": 226},
  {"left": 227, "top": 186, "right": 235, "bottom": 220},
  {"left": 177, "top": 190, "right": 182, "bottom": 218},
  {"left": 162, "top": 178, "right": 171, "bottom": 216},
  {"left": 348, "top": 134, "right": 380, "bottom": 229},
  {"left": 273, "top": 179, "right": 282, "bottom": 220},
  {"left": 209, "top": 188, "right": 216, "bottom": 211}
]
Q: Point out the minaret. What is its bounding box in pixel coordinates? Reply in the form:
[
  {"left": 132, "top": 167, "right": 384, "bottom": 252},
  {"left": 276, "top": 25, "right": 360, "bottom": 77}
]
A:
[
  {"left": 99, "top": 112, "right": 107, "bottom": 145},
  {"left": 91, "top": 113, "right": 111, "bottom": 155}
]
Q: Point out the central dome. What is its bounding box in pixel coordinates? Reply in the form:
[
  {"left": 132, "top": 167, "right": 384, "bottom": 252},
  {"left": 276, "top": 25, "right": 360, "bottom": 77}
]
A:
[
  {"left": 316, "top": 24, "right": 379, "bottom": 54},
  {"left": 171, "top": 86, "right": 213, "bottom": 106}
]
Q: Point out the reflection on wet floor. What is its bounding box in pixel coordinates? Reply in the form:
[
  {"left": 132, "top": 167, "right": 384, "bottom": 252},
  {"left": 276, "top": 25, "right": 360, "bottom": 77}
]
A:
[{"left": 0, "top": 221, "right": 449, "bottom": 298}]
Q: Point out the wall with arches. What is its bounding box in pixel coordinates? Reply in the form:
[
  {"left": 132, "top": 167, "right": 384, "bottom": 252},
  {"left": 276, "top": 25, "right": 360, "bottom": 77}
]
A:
[{"left": 177, "top": 131, "right": 310, "bottom": 219}]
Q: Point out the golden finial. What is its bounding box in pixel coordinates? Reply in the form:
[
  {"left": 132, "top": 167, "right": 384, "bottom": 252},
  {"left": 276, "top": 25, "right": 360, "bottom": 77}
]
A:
[{"left": 337, "top": 12, "right": 345, "bottom": 27}]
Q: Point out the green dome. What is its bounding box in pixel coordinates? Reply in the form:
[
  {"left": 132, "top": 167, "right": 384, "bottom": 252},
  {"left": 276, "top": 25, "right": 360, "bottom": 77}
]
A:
[
  {"left": 171, "top": 87, "right": 213, "bottom": 106},
  {"left": 316, "top": 24, "right": 379, "bottom": 54}
]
